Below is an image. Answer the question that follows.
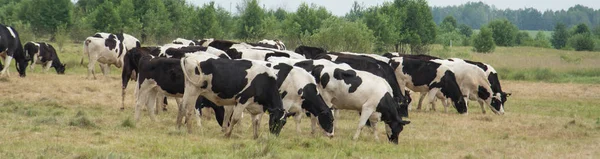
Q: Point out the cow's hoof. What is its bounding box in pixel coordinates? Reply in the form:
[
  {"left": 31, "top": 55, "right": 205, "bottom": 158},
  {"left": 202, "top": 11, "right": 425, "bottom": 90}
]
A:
[
  {"left": 120, "top": 107, "right": 125, "bottom": 110},
  {"left": 163, "top": 107, "right": 168, "bottom": 111}
]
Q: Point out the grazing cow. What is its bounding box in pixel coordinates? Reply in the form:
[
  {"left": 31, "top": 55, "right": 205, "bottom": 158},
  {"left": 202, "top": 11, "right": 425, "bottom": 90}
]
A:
[
  {"left": 125, "top": 48, "right": 225, "bottom": 124},
  {"left": 220, "top": 60, "right": 334, "bottom": 136},
  {"left": 269, "top": 57, "right": 410, "bottom": 144},
  {"left": 224, "top": 48, "right": 305, "bottom": 61},
  {"left": 81, "top": 32, "right": 140, "bottom": 79},
  {"left": 24, "top": 42, "right": 66, "bottom": 74},
  {"left": 0, "top": 24, "right": 28, "bottom": 77},
  {"left": 388, "top": 57, "right": 468, "bottom": 113},
  {"left": 431, "top": 59, "right": 505, "bottom": 114},
  {"left": 294, "top": 46, "right": 409, "bottom": 115},
  {"left": 257, "top": 39, "right": 286, "bottom": 50},
  {"left": 180, "top": 54, "right": 287, "bottom": 137},
  {"left": 158, "top": 44, "right": 230, "bottom": 59}
]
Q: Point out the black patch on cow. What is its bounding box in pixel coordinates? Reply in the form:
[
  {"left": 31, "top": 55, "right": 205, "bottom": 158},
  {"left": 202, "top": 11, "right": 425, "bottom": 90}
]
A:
[
  {"left": 281, "top": 91, "right": 288, "bottom": 99},
  {"left": 401, "top": 58, "right": 441, "bottom": 86},
  {"left": 237, "top": 72, "right": 278, "bottom": 108},
  {"left": 464, "top": 60, "right": 488, "bottom": 71},
  {"left": 448, "top": 59, "right": 454, "bottom": 61},
  {"left": 225, "top": 48, "right": 242, "bottom": 59},
  {"left": 199, "top": 58, "right": 252, "bottom": 99},
  {"left": 376, "top": 92, "right": 410, "bottom": 144},
  {"left": 195, "top": 96, "right": 225, "bottom": 127},
  {"left": 92, "top": 34, "right": 103, "bottom": 38},
  {"left": 137, "top": 56, "right": 185, "bottom": 95},
  {"left": 273, "top": 63, "right": 293, "bottom": 88},
  {"left": 200, "top": 81, "right": 208, "bottom": 89},
  {"left": 332, "top": 68, "right": 362, "bottom": 93},
  {"left": 1, "top": 25, "right": 28, "bottom": 76},
  {"left": 264, "top": 52, "right": 291, "bottom": 61},
  {"left": 293, "top": 60, "right": 315, "bottom": 72},
  {"left": 294, "top": 45, "right": 327, "bottom": 59},
  {"left": 208, "top": 40, "right": 238, "bottom": 51},
  {"left": 165, "top": 46, "right": 208, "bottom": 58},
  {"left": 135, "top": 41, "right": 141, "bottom": 48},
  {"left": 310, "top": 65, "right": 325, "bottom": 84},
  {"left": 488, "top": 72, "right": 508, "bottom": 105},
  {"left": 320, "top": 73, "right": 330, "bottom": 88},
  {"left": 194, "top": 67, "right": 201, "bottom": 75},
  {"left": 398, "top": 54, "right": 440, "bottom": 61},
  {"left": 297, "top": 88, "right": 303, "bottom": 95},
  {"left": 266, "top": 63, "right": 271, "bottom": 67},
  {"left": 218, "top": 54, "right": 229, "bottom": 59},
  {"left": 477, "top": 85, "right": 490, "bottom": 100},
  {"left": 247, "top": 42, "right": 278, "bottom": 49},
  {"left": 105, "top": 34, "right": 117, "bottom": 50},
  {"left": 173, "top": 41, "right": 183, "bottom": 44},
  {"left": 436, "top": 71, "right": 467, "bottom": 113}
]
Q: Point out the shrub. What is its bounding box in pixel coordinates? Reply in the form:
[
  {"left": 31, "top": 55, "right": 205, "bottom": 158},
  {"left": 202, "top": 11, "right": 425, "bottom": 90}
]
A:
[
  {"left": 472, "top": 26, "right": 495, "bottom": 53},
  {"left": 567, "top": 34, "right": 595, "bottom": 51}
]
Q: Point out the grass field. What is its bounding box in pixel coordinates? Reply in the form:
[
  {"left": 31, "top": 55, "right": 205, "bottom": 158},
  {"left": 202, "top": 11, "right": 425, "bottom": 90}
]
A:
[{"left": 1, "top": 42, "right": 599, "bottom": 158}]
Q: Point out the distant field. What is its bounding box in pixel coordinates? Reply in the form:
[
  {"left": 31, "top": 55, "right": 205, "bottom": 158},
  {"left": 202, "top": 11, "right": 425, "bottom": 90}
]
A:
[
  {"left": 0, "top": 42, "right": 599, "bottom": 158},
  {"left": 473, "top": 30, "right": 553, "bottom": 38}
]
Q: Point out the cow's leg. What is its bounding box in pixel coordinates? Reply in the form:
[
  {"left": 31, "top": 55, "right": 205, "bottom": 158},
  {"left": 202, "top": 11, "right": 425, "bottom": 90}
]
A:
[
  {"left": 417, "top": 92, "right": 427, "bottom": 110},
  {"left": 180, "top": 86, "right": 201, "bottom": 131},
  {"left": 353, "top": 104, "right": 376, "bottom": 141},
  {"left": 222, "top": 106, "right": 234, "bottom": 132},
  {"left": 43, "top": 60, "right": 52, "bottom": 73},
  {"left": 478, "top": 100, "right": 486, "bottom": 114},
  {"left": 294, "top": 111, "right": 303, "bottom": 134},
  {"left": 426, "top": 88, "right": 441, "bottom": 112},
  {"left": 162, "top": 96, "right": 168, "bottom": 111},
  {"left": 251, "top": 113, "right": 263, "bottom": 139},
  {"left": 135, "top": 81, "right": 153, "bottom": 122},
  {"left": 225, "top": 103, "right": 248, "bottom": 138},
  {"left": 154, "top": 95, "right": 162, "bottom": 115},
  {"left": 369, "top": 112, "right": 382, "bottom": 140},
  {"left": 99, "top": 63, "right": 109, "bottom": 76},
  {"left": 30, "top": 53, "right": 38, "bottom": 71},
  {"left": 87, "top": 55, "right": 98, "bottom": 79},
  {"left": 147, "top": 90, "right": 158, "bottom": 122},
  {"left": 1, "top": 55, "right": 13, "bottom": 77}
]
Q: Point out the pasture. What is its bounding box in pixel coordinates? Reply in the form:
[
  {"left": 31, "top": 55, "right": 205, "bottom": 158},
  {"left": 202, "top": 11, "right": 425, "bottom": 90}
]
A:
[{"left": 1, "top": 42, "right": 599, "bottom": 158}]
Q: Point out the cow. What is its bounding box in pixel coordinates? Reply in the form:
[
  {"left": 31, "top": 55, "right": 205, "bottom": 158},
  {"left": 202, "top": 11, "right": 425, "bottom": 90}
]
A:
[
  {"left": 206, "top": 39, "right": 288, "bottom": 52},
  {"left": 23, "top": 42, "right": 66, "bottom": 74},
  {"left": 294, "top": 46, "right": 409, "bottom": 116},
  {"left": 158, "top": 44, "right": 230, "bottom": 59},
  {"left": 180, "top": 54, "right": 287, "bottom": 138},
  {"left": 81, "top": 32, "right": 140, "bottom": 79},
  {"left": 0, "top": 24, "right": 28, "bottom": 77},
  {"left": 431, "top": 59, "right": 505, "bottom": 114},
  {"left": 125, "top": 47, "right": 225, "bottom": 125},
  {"left": 220, "top": 60, "right": 334, "bottom": 137},
  {"left": 257, "top": 39, "right": 287, "bottom": 50},
  {"left": 269, "top": 57, "right": 410, "bottom": 144},
  {"left": 388, "top": 57, "right": 468, "bottom": 113}
]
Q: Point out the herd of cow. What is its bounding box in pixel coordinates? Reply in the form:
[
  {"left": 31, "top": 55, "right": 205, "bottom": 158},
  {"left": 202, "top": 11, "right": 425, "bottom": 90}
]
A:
[{"left": 0, "top": 24, "right": 510, "bottom": 144}]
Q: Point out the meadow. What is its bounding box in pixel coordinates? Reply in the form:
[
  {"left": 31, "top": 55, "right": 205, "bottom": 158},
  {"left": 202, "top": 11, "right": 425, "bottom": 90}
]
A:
[{"left": 0, "top": 42, "right": 599, "bottom": 158}]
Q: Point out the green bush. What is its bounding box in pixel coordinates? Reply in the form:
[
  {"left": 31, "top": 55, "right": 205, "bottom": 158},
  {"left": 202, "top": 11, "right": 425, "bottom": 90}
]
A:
[
  {"left": 567, "top": 34, "right": 595, "bottom": 51},
  {"left": 472, "top": 26, "right": 495, "bottom": 53}
]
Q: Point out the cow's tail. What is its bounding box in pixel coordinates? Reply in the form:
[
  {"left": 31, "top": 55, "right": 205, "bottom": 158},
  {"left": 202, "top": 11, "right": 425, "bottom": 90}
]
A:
[
  {"left": 180, "top": 57, "right": 202, "bottom": 86},
  {"left": 81, "top": 39, "right": 91, "bottom": 66}
]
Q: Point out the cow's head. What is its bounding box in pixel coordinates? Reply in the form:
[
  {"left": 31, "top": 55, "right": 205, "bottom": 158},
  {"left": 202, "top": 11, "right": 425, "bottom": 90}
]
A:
[
  {"left": 387, "top": 120, "right": 410, "bottom": 144},
  {"left": 55, "top": 64, "right": 66, "bottom": 74},
  {"left": 489, "top": 93, "right": 505, "bottom": 115},
  {"left": 500, "top": 91, "right": 511, "bottom": 106},
  {"left": 15, "top": 50, "right": 28, "bottom": 77},
  {"left": 268, "top": 107, "right": 287, "bottom": 136},
  {"left": 318, "top": 109, "right": 335, "bottom": 136}
]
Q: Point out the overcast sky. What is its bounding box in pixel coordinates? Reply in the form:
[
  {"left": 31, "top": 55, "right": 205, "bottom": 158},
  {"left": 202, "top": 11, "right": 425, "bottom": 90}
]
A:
[{"left": 188, "top": 0, "right": 600, "bottom": 16}]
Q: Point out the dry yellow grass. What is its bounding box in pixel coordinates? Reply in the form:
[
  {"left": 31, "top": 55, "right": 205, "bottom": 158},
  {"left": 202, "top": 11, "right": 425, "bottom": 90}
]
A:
[{"left": 1, "top": 72, "right": 599, "bottom": 158}]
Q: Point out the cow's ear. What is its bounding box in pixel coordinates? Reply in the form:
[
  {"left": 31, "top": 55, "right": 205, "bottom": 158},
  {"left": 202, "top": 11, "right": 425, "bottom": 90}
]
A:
[{"left": 505, "top": 92, "right": 512, "bottom": 97}]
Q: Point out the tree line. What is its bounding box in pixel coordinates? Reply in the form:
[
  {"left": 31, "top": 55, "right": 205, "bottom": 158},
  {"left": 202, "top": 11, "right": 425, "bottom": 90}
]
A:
[
  {"left": 432, "top": 2, "right": 600, "bottom": 30},
  {"left": 0, "top": 0, "right": 598, "bottom": 54}
]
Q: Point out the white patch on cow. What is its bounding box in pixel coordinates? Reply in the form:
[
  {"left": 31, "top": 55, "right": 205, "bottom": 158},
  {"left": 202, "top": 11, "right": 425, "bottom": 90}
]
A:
[
  {"left": 6, "top": 27, "right": 16, "bottom": 38},
  {"left": 0, "top": 55, "right": 13, "bottom": 76}
]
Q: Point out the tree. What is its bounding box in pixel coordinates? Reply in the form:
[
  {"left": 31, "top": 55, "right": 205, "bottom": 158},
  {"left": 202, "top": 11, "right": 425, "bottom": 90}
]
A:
[
  {"left": 307, "top": 17, "right": 375, "bottom": 53},
  {"left": 568, "top": 34, "right": 595, "bottom": 51},
  {"left": 397, "top": 0, "right": 437, "bottom": 54},
  {"left": 89, "top": 1, "right": 121, "bottom": 33},
  {"left": 533, "top": 31, "right": 552, "bottom": 48},
  {"left": 439, "top": 16, "right": 457, "bottom": 33},
  {"left": 141, "top": 0, "right": 173, "bottom": 44},
  {"left": 458, "top": 24, "right": 473, "bottom": 37},
  {"left": 487, "top": 19, "right": 518, "bottom": 46},
  {"left": 345, "top": 1, "right": 364, "bottom": 22},
  {"left": 237, "top": 0, "right": 265, "bottom": 40},
  {"left": 19, "top": 0, "right": 73, "bottom": 33},
  {"left": 515, "top": 31, "right": 533, "bottom": 46},
  {"left": 473, "top": 26, "right": 495, "bottom": 53},
  {"left": 551, "top": 23, "right": 569, "bottom": 49},
  {"left": 573, "top": 23, "right": 591, "bottom": 35}
]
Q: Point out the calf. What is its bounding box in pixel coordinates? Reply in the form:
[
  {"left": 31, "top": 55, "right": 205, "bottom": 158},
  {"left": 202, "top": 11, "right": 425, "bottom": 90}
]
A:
[
  {"left": 24, "top": 42, "right": 66, "bottom": 74},
  {"left": 82, "top": 32, "right": 140, "bottom": 79},
  {"left": 270, "top": 57, "right": 410, "bottom": 144},
  {"left": 0, "top": 24, "right": 28, "bottom": 77},
  {"left": 180, "top": 54, "right": 287, "bottom": 137},
  {"left": 389, "top": 57, "right": 468, "bottom": 113}
]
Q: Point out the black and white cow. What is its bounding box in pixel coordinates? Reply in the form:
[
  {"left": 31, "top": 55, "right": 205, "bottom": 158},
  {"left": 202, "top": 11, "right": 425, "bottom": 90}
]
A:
[
  {"left": 180, "top": 54, "right": 287, "bottom": 137},
  {"left": 269, "top": 57, "right": 410, "bottom": 144},
  {"left": 81, "top": 32, "right": 140, "bottom": 79},
  {"left": 294, "top": 46, "right": 410, "bottom": 115},
  {"left": 224, "top": 48, "right": 305, "bottom": 61},
  {"left": 158, "top": 44, "right": 230, "bottom": 59},
  {"left": 172, "top": 38, "right": 200, "bottom": 46},
  {"left": 434, "top": 58, "right": 506, "bottom": 114},
  {"left": 125, "top": 47, "right": 225, "bottom": 125},
  {"left": 0, "top": 24, "right": 28, "bottom": 77},
  {"left": 23, "top": 42, "right": 66, "bottom": 74},
  {"left": 257, "top": 39, "right": 286, "bottom": 50},
  {"left": 388, "top": 57, "right": 468, "bottom": 113}
]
